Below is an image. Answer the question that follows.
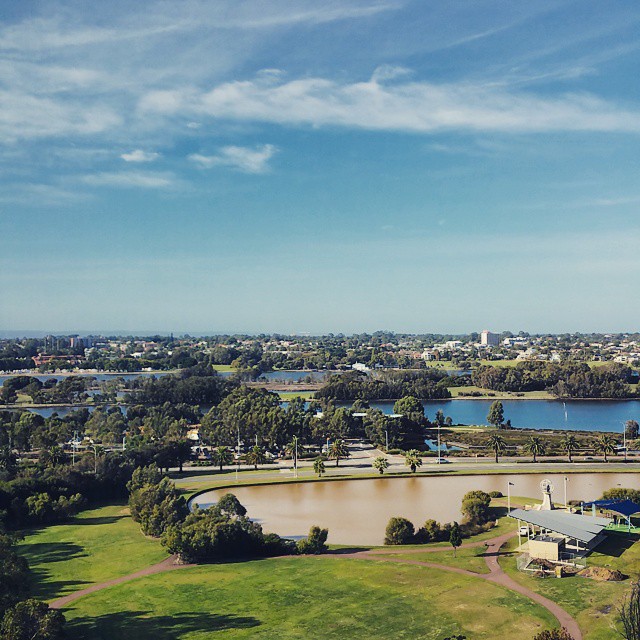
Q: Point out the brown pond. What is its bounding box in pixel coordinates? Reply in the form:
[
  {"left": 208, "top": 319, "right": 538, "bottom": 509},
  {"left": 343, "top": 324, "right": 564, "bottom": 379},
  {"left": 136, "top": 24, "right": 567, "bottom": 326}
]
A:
[{"left": 192, "top": 473, "right": 640, "bottom": 546}]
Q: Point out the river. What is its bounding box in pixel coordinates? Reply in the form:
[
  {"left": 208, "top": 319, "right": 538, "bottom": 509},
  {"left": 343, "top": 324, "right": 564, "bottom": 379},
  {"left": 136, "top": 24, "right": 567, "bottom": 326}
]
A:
[
  {"left": 6, "top": 398, "right": 640, "bottom": 430},
  {"left": 192, "top": 473, "right": 640, "bottom": 545}
]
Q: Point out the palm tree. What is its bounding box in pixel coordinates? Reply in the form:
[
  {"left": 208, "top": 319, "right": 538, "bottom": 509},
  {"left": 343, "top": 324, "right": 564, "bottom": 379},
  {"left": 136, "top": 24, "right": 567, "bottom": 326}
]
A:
[
  {"left": 285, "top": 436, "right": 299, "bottom": 471},
  {"left": 211, "top": 445, "right": 233, "bottom": 471},
  {"left": 373, "top": 456, "right": 389, "bottom": 474},
  {"left": 246, "top": 445, "right": 266, "bottom": 470},
  {"left": 596, "top": 434, "right": 617, "bottom": 463},
  {"left": 561, "top": 434, "right": 578, "bottom": 463},
  {"left": 313, "top": 457, "right": 326, "bottom": 477},
  {"left": 524, "top": 437, "right": 545, "bottom": 463},
  {"left": 404, "top": 449, "right": 422, "bottom": 473},
  {"left": 328, "top": 439, "right": 350, "bottom": 467},
  {"left": 487, "top": 434, "right": 506, "bottom": 464}
]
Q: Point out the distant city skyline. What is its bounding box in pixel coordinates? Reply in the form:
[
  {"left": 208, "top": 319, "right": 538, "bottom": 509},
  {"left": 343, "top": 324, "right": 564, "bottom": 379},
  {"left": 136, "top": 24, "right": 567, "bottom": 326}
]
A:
[{"left": 2, "top": 1, "right": 640, "bottom": 332}]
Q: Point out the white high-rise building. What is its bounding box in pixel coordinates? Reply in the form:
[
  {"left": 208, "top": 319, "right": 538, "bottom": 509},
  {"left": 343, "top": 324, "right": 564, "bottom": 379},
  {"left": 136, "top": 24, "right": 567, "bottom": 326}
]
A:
[{"left": 481, "top": 330, "right": 500, "bottom": 347}]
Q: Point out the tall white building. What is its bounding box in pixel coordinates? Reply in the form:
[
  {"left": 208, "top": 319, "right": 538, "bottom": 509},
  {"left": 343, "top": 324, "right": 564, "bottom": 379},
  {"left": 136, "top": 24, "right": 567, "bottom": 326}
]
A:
[{"left": 481, "top": 330, "right": 500, "bottom": 347}]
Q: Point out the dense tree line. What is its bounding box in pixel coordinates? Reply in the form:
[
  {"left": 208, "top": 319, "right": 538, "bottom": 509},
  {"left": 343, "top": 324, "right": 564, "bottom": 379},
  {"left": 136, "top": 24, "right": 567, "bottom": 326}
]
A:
[
  {"left": 472, "top": 362, "right": 637, "bottom": 398},
  {"left": 315, "top": 370, "right": 452, "bottom": 402}
]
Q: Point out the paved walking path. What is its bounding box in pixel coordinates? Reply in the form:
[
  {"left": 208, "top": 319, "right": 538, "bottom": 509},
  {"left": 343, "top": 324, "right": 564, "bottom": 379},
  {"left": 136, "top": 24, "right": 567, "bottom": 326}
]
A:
[
  {"left": 49, "top": 555, "right": 194, "bottom": 609},
  {"left": 49, "top": 531, "right": 582, "bottom": 639}
]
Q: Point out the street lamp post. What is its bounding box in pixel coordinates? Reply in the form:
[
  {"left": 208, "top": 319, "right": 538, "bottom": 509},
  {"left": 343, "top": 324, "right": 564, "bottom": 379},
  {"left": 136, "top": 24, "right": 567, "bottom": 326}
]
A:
[
  {"left": 385, "top": 430, "right": 389, "bottom": 452},
  {"left": 507, "top": 481, "right": 513, "bottom": 513},
  {"left": 564, "top": 476, "right": 568, "bottom": 509}
]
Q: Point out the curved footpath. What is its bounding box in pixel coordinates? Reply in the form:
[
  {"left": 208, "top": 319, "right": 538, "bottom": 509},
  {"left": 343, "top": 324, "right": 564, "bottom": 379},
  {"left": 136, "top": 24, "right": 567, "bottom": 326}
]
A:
[
  {"left": 341, "top": 531, "right": 582, "bottom": 640},
  {"left": 50, "top": 531, "right": 582, "bottom": 639}
]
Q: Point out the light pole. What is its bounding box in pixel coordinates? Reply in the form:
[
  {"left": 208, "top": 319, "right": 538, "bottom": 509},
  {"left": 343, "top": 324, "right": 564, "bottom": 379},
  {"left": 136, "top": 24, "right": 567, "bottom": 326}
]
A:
[
  {"left": 236, "top": 427, "right": 241, "bottom": 482},
  {"left": 564, "top": 476, "right": 568, "bottom": 509},
  {"left": 437, "top": 423, "right": 441, "bottom": 463},
  {"left": 292, "top": 435, "right": 299, "bottom": 478},
  {"left": 384, "top": 430, "right": 389, "bottom": 452},
  {"left": 623, "top": 422, "right": 627, "bottom": 462},
  {"left": 507, "top": 481, "right": 513, "bottom": 513}
]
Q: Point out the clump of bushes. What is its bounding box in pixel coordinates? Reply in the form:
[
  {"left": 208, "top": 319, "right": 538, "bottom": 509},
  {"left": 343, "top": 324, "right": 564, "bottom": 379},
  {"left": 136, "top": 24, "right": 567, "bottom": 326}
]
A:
[
  {"left": 23, "top": 492, "right": 86, "bottom": 524},
  {"left": 297, "top": 526, "right": 328, "bottom": 554},
  {"left": 384, "top": 517, "right": 415, "bottom": 545},
  {"left": 489, "top": 490, "right": 503, "bottom": 498},
  {"left": 384, "top": 490, "right": 498, "bottom": 545}
]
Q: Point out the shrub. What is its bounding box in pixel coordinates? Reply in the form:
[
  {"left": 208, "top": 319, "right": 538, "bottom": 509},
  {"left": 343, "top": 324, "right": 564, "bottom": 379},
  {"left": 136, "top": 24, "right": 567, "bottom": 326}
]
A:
[
  {"left": 297, "top": 526, "right": 329, "bottom": 554},
  {"left": 489, "top": 490, "right": 503, "bottom": 498},
  {"left": 461, "top": 490, "right": 492, "bottom": 524},
  {"left": 417, "top": 519, "right": 444, "bottom": 543},
  {"left": 384, "top": 517, "right": 415, "bottom": 545},
  {"left": 532, "top": 629, "right": 574, "bottom": 640}
]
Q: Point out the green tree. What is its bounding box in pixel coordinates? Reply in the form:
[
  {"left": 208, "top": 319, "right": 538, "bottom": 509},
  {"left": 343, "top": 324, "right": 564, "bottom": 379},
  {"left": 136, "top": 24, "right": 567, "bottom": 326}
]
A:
[
  {"left": 0, "top": 534, "right": 30, "bottom": 616},
  {"left": 461, "top": 490, "right": 492, "bottom": 524},
  {"left": 524, "top": 436, "right": 546, "bottom": 463},
  {"left": 625, "top": 420, "right": 640, "bottom": 440},
  {"left": 328, "top": 439, "right": 350, "bottom": 467},
  {"left": 313, "top": 457, "right": 326, "bottom": 477},
  {"left": 373, "top": 456, "right": 389, "bottom": 474},
  {"left": 404, "top": 449, "right": 422, "bottom": 473},
  {"left": 1, "top": 599, "right": 66, "bottom": 640},
  {"left": 129, "top": 477, "right": 187, "bottom": 537},
  {"left": 214, "top": 493, "right": 247, "bottom": 517},
  {"left": 487, "top": 401, "right": 504, "bottom": 428},
  {"left": 561, "top": 434, "right": 578, "bottom": 463},
  {"left": 297, "top": 526, "right": 329, "bottom": 554},
  {"left": 211, "top": 445, "right": 234, "bottom": 471},
  {"left": 384, "top": 517, "right": 415, "bottom": 545},
  {"left": 487, "top": 433, "right": 506, "bottom": 463},
  {"left": 449, "top": 521, "right": 462, "bottom": 557},
  {"left": 246, "top": 445, "right": 267, "bottom": 470},
  {"left": 392, "top": 396, "right": 425, "bottom": 424},
  {"left": 595, "top": 434, "right": 617, "bottom": 463}
]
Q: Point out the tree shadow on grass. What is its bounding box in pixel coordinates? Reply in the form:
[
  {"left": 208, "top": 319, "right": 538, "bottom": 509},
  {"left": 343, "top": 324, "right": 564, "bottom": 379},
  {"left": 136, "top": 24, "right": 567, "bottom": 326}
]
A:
[
  {"left": 19, "top": 541, "right": 86, "bottom": 565},
  {"left": 68, "top": 611, "right": 261, "bottom": 639},
  {"left": 72, "top": 515, "right": 127, "bottom": 526}
]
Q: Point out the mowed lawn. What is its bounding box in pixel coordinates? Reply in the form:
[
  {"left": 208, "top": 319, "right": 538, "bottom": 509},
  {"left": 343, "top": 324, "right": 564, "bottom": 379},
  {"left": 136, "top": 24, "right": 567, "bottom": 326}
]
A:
[
  {"left": 64, "top": 557, "right": 557, "bottom": 640},
  {"left": 18, "top": 504, "right": 166, "bottom": 602}
]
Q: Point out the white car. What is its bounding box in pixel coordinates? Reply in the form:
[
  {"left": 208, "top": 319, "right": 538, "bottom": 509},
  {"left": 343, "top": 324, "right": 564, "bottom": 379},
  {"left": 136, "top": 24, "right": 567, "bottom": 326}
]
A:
[{"left": 518, "top": 526, "right": 529, "bottom": 536}]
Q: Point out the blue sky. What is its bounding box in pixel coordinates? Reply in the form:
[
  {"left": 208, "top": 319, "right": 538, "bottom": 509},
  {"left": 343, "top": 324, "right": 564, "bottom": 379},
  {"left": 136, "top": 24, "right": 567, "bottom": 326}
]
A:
[{"left": 1, "top": 0, "right": 640, "bottom": 334}]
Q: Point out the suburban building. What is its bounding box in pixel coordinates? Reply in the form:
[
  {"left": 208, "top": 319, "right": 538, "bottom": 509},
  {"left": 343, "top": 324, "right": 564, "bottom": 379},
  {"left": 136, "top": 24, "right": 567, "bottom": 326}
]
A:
[{"left": 480, "top": 330, "right": 500, "bottom": 347}]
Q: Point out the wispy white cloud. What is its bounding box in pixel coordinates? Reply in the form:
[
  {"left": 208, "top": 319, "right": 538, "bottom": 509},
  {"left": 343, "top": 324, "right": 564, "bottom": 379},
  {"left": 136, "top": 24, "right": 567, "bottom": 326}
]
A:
[
  {"left": 141, "top": 71, "right": 640, "bottom": 134},
  {"left": 0, "top": 183, "right": 90, "bottom": 206},
  {"left": 120, "top": 149, "right": 160, "bottom": 163},
  {"left": 81, "top": 171, "right": 176, "bottom": 188},
  {"left": 189, "top": 144, "right": 278, "bottom": 173}
]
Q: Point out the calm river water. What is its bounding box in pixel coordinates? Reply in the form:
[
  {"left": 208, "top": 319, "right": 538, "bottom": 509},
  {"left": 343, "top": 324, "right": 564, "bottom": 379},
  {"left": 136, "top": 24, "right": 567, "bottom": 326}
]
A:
[{"left": 193, "top": 473, "right": 640, "bottom": 545}]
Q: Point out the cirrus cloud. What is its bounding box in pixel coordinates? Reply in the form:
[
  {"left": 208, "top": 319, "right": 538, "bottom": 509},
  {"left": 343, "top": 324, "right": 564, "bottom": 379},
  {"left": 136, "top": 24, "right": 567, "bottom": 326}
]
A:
[{"left": 140, "top": 70, "right": 640, "bottom": 134}]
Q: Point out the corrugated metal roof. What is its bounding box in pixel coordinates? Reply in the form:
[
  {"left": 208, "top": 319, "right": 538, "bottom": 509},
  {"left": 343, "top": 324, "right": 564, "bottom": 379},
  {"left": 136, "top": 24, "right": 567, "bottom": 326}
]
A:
[{"left": 509, "top": 509, "right": 610, "bottom": 544}]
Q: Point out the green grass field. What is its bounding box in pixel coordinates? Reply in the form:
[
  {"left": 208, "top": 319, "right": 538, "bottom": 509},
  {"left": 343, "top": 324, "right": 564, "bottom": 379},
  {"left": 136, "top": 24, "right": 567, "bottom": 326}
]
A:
[
  {"left": 18, "top": 504, "right": 166, "bottom": 602},
  {"left": 211, "top": 364, "right": 237, "bottom": 372},
  {"left": 63, "top": 557, "right": 557, "bottom": 639},
  {"left": 377, "top": 546, "right": 491, "bottom": 574},
  {"left": 277, "top": 390, "right": 316, "bottom": 401}
]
